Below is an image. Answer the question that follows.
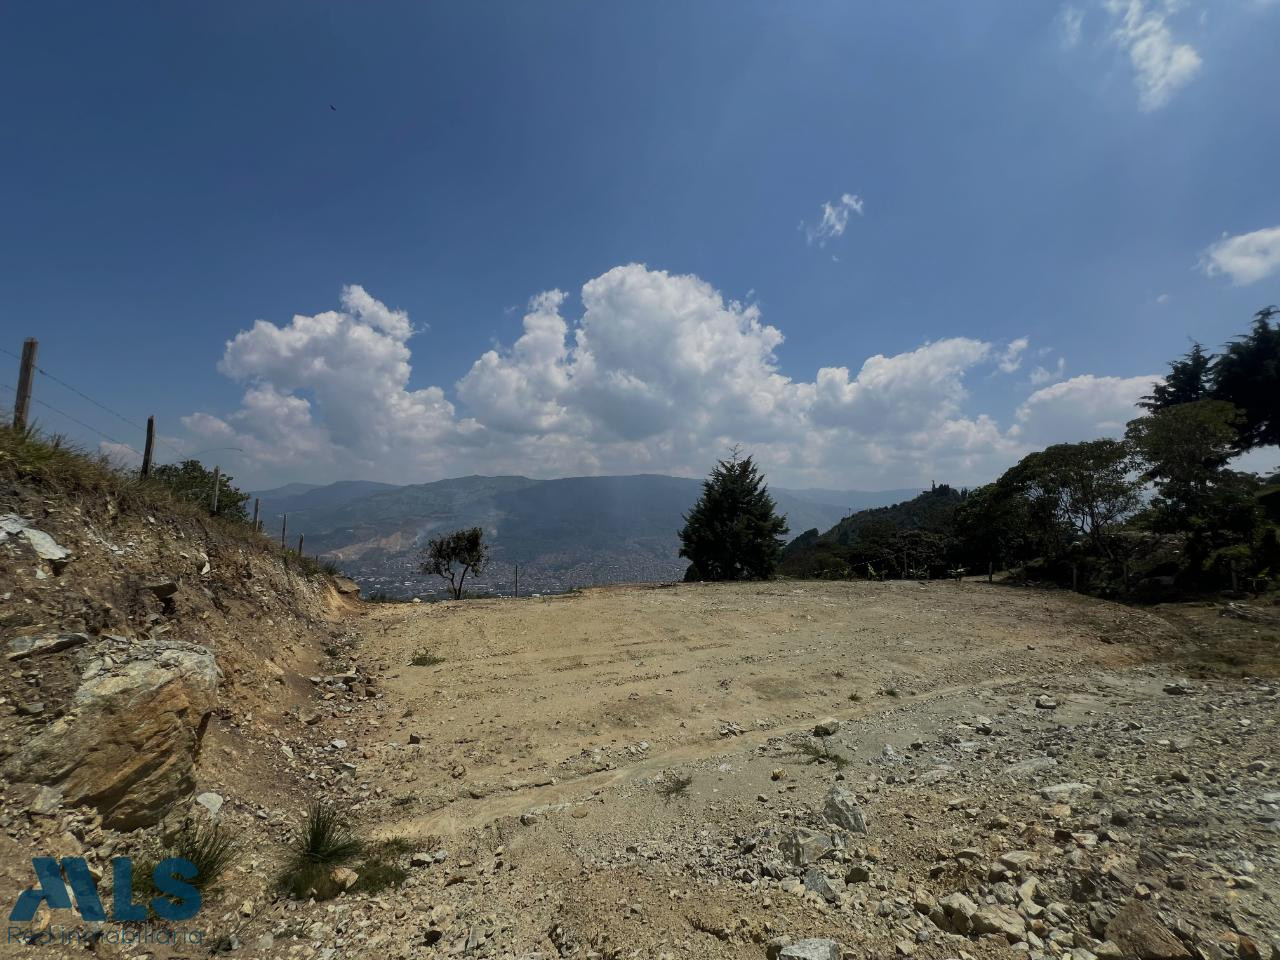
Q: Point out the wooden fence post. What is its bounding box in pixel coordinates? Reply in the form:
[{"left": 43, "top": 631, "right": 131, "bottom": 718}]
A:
[
  {"left": 252, "top": 498, "right": 260, "bottom": 528},
  {"left": 297, "top": 534, "right": 304, "bottom": 556},
  {"left": 514, "top": 562, "right": 519, "bottom": 598},
  {"left": 12, "top": 338, "right": 38, "bottom": 431},
  {"left": 140, "top": 416, "right": 155, "bottom": 478},
  {"left": 280, "top": 514, "right": 287, "bottom": 548},
  {"left": 211, "top": 465, "right": 220, "bottom": 514}
]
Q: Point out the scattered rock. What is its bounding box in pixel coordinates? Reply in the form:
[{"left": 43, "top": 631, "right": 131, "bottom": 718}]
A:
[
  {"left": 780, "top": 828, "right": 835, "bottom": 866},
  {"left": 7, "top": 632, "right": 89, "bottom": 662},
  {"left": 777, "top": 939, "right": 841, "bottom": 960},
  {"left": 195, "top": 792, "right": 224, "bottom": 818},
  {"left": 823, "top": 784, "right": 868, "bottom": 834},
  {"left": 973, "top": 904, "right": 1026, "bottom": 940},
  {"left": 27, "top": 785, "right": 63, "bottom": 816},
  {"left": 0, "top": 514, "right": 71, "bottom": 568},
  {"left": 1106, "top": 901, "right": 1191, "bottom": 960},
  {"left": 144, "top": 580, "right": 179, "bottom": 600},
  {"left": 330, "top": 866, "right": 359, "bottom": 891}
]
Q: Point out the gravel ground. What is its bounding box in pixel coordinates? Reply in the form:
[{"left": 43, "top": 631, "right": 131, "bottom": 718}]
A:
[{"left": 5, "top": 580, "right": 1276, "bottom": 960}]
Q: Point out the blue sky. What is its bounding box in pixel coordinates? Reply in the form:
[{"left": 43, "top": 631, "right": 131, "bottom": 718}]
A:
[{"left": 3, "top": 1, "right": 1278, "bottom": 488}]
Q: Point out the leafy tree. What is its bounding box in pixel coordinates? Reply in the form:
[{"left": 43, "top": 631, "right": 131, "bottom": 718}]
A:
[
  {"left": 679, "top": 450, "right": 788, "bottom": 581},
  {"left": 421, "top": 527, "right": 489, "bottom": 599},
  {"left": 951, "top": 482, "right": 1034, "bottom": 572},
  {"left": 1127, "top": 399, "right": 1241, "bottom": 503},
  {"left": 1140, "top": 343, "right": 1212, "bottom": 412},
  {"left": 1211, "top": 307, "right": 1280, "bottom": 450},
  {"left": 1127, "top": 401, "right": 1268, "bottom": 579},
  {"left": 149, "top": 460, "right": 249, "bottom": 521},
  {"left": 997, "top": 439, "right": 1141, "bottom": 562}
]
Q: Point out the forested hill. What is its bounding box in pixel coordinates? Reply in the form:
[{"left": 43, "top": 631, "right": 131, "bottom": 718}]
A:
[{"left": 780, "top": 484, "right": 966, "bottom": 579}]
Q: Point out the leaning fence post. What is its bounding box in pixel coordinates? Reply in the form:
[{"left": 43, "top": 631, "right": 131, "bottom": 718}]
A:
[
  {"left": 12, "top": 338, "right": 38, "bottom": 431},
  {"left": 140, "top": 416, "right": 155, "bottom": 478},
  {"left": 211, "top": 465, "right": 220, "bottom": 514}
]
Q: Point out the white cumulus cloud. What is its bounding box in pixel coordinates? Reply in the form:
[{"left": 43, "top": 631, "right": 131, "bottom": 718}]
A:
[
  {"left": 1202, "top": 225, "right": 1280, "bottom": 285},
  {"left": 1013, "top": 373, "right": 1159, "bottom": 445},
  {"left": 184, "top": 267, "right": 1162, "bottom": 489}
]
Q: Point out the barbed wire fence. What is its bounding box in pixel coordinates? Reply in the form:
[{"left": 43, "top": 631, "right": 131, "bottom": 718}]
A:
[{"left": 3, "top": 336, "right": 320, "bottom": 564}]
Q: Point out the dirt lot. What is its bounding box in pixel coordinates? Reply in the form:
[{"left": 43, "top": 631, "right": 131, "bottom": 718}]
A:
[
  {"left": 308, "top": 581, "right": 1277, "bottom": 960},
  {"left": 361, "top": 581, "right": 1159, "bottom": 834},
  {"left": 7, "top": 579, "right": 1277, "bottom": 960}
]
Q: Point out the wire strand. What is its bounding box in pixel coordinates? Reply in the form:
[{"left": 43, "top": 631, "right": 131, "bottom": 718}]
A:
[
  {"left": 0, "top": 343, "right": 186, "bottom": 457},
  {"left": 27, "top": 394, "right": 146, "bottom": 459}
]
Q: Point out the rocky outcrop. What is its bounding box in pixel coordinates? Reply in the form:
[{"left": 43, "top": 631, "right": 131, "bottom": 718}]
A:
[{"left": 4, "top": 640, "right": 221, "bottom": 828}]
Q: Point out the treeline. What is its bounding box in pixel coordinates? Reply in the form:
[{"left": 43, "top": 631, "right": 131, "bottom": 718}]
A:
[{"left": 782, "top": 309, "right": 1280, "bottom": 596}]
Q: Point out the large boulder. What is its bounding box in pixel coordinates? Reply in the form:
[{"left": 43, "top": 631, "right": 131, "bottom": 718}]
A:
[
  {"left": 4, "top": 641, "right": 221, "bottom": 828},
  {"left": 332, "top": 576, "right": 361, "bottom": 596}
]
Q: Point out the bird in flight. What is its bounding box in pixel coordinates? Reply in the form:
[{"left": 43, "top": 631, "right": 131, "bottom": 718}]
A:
[{"left": 329, "top": 104, "right": 336, "bottom": 111}]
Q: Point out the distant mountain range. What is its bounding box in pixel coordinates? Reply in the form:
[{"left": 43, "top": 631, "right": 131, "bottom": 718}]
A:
[{"left": 249, "top": 475, "right": 921, "bottom": 597}]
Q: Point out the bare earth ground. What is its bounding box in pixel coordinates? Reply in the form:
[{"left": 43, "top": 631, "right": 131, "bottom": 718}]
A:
[
  {"left": 284, "top": 581, "right": 1276, "bottom": 960},
  {"left": 9, "top": 580, "right": 1278, "bottom": 960}
]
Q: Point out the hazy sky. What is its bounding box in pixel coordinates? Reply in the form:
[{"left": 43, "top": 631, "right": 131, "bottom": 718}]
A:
[{"left": 3, "top": 2, "right": 1278, "bottom": 489}]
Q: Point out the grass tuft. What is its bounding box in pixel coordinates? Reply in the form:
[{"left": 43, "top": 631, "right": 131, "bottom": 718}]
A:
[
  {"left": 0, "top": 424, "right": 335, "bottom": 579},
  {"left": 131, "top": 820, "right": 236, "bottom": 907},
  {"left": 277, "top": 803, "right": 363, "bottom": 900},
  {"left": 410, "top": 649, "right": 445, "bottom": 667},
  {"left": 786, "top": 740, "right": 850, "bottom": 771}
]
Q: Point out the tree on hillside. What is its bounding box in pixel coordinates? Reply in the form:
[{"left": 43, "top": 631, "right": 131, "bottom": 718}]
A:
[
  {"left": 679, "top": 450, "right": 788, "bottom": 581},
  {"left": 149, "top": 460, "right": 250, "bottom": 521},
  {"left": 1127, "top": 399, "right": 1241, "bottom": 490},
  {"left": 1140, "top": 343, "right": 1212, "bottom": 411},
  {"left": 421, "top": 527, "right": 489, "bottom": 599},
  {"left": 1211, "top": 307, "right": 1280, "bottom": 450},
  {"left": 951, "top": 481, "right": 1034, "bottom": 572},
  {"left": 1140, "top": 308, "right": 1280, "bottom": 451},
  {"left": 998, "top": 439, "right": 1141, "bottom": 562},
  {"left": 1127, "top": 401, "right": 1263, "bottom": 575}
]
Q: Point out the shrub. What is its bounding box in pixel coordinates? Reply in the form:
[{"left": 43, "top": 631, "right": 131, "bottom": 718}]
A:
[
  {"left": 277, "top": 803, "right": 362, "bottom": 900},
  {"left": 131, "top": 819, "right": 236, "bottom": 907}
]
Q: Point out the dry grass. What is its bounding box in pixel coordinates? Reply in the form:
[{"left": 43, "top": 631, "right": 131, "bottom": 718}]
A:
[{"left": 0, "top": 424, "right": 331, "bottom": 574}]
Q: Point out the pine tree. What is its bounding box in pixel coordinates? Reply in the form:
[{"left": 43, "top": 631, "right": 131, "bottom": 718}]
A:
[
  {"left": 678, "top": 450, "right": 788, "bottom": 581},
  {"left": 1211, "top": 308, "right": 1280, "bottom": 450},
  {"left": 1140, "top": 343, "right": 1212, "bottom": 411}
]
